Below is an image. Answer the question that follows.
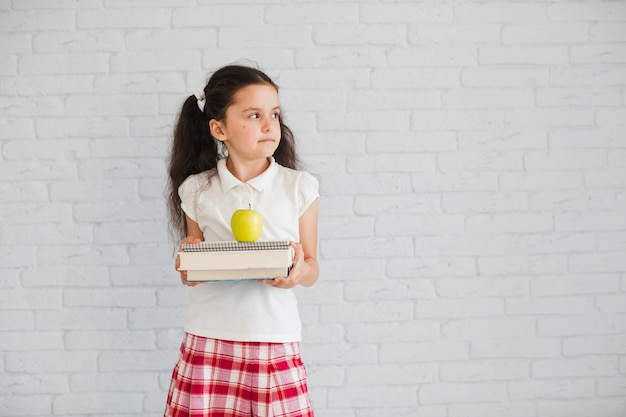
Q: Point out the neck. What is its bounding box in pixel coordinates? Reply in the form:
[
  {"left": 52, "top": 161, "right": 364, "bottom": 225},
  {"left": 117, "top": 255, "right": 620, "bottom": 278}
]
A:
[{"left": 226, "top": 156, "right": 271, "bottom": 183}]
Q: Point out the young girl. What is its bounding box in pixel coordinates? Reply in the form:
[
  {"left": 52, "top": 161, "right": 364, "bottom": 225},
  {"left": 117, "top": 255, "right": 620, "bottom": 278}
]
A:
[{"left": 164, "top": 64, "right": 319, "bottom": 417}]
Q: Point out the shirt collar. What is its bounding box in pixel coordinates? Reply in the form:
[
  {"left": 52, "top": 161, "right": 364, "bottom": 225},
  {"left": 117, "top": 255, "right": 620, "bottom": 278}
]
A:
[{"left": 217, "top": 157, "right": 278, "bottom": 193}]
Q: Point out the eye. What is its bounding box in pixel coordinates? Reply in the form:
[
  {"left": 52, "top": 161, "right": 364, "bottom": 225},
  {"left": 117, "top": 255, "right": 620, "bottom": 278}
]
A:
[
  {"left": 249, "top": 113, "right": 260, "bottom": 119},
  {"left": 272, "top": 112, "right": 280, "bottom": 119}
]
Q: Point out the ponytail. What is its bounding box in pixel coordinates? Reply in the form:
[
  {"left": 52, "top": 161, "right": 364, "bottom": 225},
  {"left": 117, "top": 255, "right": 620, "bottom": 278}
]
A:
[{"left": 167, "top": 94, "right": 222, "bottom": 240}]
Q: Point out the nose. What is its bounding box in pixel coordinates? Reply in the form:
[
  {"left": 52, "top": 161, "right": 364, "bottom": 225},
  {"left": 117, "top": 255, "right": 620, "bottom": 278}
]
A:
[{"left": 262, "top": 119, "right": 272, "bottom": 133}]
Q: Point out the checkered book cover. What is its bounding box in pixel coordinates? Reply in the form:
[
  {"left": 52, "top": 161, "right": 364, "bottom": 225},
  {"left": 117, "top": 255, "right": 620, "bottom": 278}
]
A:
[{"left": 181, "top": 240, "right": 291, "bottom": 252}]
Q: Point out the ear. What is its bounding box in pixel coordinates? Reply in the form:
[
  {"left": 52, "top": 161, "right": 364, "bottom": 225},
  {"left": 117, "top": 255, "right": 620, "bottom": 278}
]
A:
[{"left": 209, "top": 119, "right": 226, "bottom": 141}]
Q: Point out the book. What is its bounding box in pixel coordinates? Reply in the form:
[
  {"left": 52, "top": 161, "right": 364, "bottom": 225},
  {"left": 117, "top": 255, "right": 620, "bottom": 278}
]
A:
[{"left": 177, "top": 240, "right": 294, "bottom": 282}]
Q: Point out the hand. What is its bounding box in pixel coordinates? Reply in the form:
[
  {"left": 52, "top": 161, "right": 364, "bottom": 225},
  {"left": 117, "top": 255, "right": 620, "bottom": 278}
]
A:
[
  {"left": 259, "top": 241, "right": 303, "bottom": 289},
  {"left": 176, "top": 236, "right": 203, "bottom": 287}
]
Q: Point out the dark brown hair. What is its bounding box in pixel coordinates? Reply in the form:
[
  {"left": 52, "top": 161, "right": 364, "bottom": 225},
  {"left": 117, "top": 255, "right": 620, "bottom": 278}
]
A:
[{"left": 167, "top": 64, "right": 298, "bottom": 240}]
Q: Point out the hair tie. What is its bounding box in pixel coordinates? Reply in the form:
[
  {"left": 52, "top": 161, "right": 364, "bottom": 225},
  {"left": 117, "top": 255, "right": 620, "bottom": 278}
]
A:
[{"left": 194, "top": 89, "right": 205, "bottom": 112}]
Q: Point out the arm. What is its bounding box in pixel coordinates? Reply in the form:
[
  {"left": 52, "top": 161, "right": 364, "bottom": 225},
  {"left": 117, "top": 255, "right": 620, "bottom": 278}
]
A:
[
  {"left": 262, "top": 198, "right": 319, "bottom": 288},
  {"left": 175, "top": 214, "right": 204, "bottom": 286}
]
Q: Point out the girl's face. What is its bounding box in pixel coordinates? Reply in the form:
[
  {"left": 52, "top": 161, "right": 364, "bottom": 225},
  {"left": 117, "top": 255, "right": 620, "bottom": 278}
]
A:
[{"left": 211, "top": 83, "right": 281, "bottom": 164}]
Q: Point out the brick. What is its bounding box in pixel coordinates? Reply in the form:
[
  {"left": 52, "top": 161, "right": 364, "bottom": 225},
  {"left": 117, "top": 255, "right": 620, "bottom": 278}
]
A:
[
  {"left": 388, "top": 257, "right": 477, "bottom": 278},
  {"left": 441, "top": 89, "right": 533, "bottom": 109},
  {"left": 2, "top": 74, "right": 93, "bottom": 95},
  {"left": 478, "top": 255, "right": 568, "bottom": 275},
  {"left": 267, "top": 3, "right": 358, "bottom": 24},
  {"left": 0, "top": 33, "right": 31, "bottom": 53},
  {"left": 69, "top": 371, "right": 160, "bottom": 393},
  {"left": 314, "top": 24, "right": 406, "bottom": 46},
  {"left": 347, "top": 363, "right": 436, "bottom": 386},
  {"left": 572, "top": 44, "right": 626, "bottom": 64},
  {"left": 219, "top": 26, "right": 312, "bottom": 48},
  {"left": 411, "top": 172, "right": 499, "bottom": 192},
  {"left": 53, "top": 392, "right": 143, "bottom": 415},
  {"left": 0, "top": 10, "right": 75, "bottom": 31},
  {"left": 345, "top": 321, "right": 439, "bottom": 343},
  {"left": 375, "top": 212, "right": 464, "bottom": 237},
  {"left": 472, "top": 338, "right": 561, "bottom": 359},
  {"left": 537, "top": 87, "right": 622, "bottom": 106},
  {"left": 111, "top": 50, "right": 201, "bottom": 72},
  {"left": 439, "top": 359, "right": 530, "bottom": 382},
  {"left": 410, "top": 23, "right": 501, "bottom": 45},
  {"left": 436, "top": 276, "right": 528, "bottom": 297},
  {"left": 548, "top": 2, "right": 626, "bottom": 21},
  {"left": 319, "top": 215, "right": 374, "bottom": 239},
  {"left": 380, "top": 341, "right": 469, "bottom": 363},
  {"left": 458, "top": 129, "right": 547, "bottom": 150},
  {"left": 389, "top": 46, "right": 478, "bottom": 66},
  {"left": 462, "top": 67, "right": 549, "bottom": 87},
  {"left": 319, "top": 301, "right": 414, "bottom": 323},
  {"left": 354, "top": 193, "right": 440, "bottom": 215},
  {"left": 466, "top": 213, "right": 552, "bottom": 234},
  {"left": 590, "top": 22, "right": 626, "bottom": 42},
  {"left": 500, "top": 171, "right": 584, "bottom": 190},
  {"left": 442, "top": 318, "right": 536, "bottom": 341},
  {"left": 412, "top": 109, "right": 506, "bottom": 130},
  {"left": 503, "top": 22, "right": 589, "bottom": 44},
  {"left": 33, "top": 30, "right": 124, "bottom": 53},
  {"left": 420, "top": 382, "right": 508, "bottom": 404},
  {"left": 373, "top": 68, "right": 460, "bottom": 89},
  {"left": 6, "top": 351, "right": 99, "bottom": 373},
  {"left": 362, "top": 3, "right": 452, "bottom": 23},
  {"left": 506, "top": 295, "right": 595, "bottom": 315},
  {"left": 318, "top": 110, "right": 410, "bottom": 131},
  {"left": 0, "top": 331, "right": 63, "bottom": 351},
  {"left": 442, "top": 192, "right": 529, "bottom": 213},
  {"left": 437, "top": 150, "right": 524, "bottom": 171},
  {"left": 448, "top": 402, "right": 536, "bottom": 417},
  {"left": 77, "top": 8, "right": 170, "bottom": 28},
  {"left": 455, "top": 3, "right": 546, "bottom": 22},
  {"left": 480, "top": 45, "right": 569, "bottom": 65},
  {"left": 538, "top": 315, "right": 626, "bottom": 337},
  {"left": 64, "top": 288, "right": 156, "bottom": 308},
  {"left": 1, "top": 396, "right": 52, "bottom": 417},
  {"left": 531, "top": 356, "right": 617, "bottom": 378},
  {"left": 510, "top": 379, "right": 595, "bottom": 400},
  {"left": 550, "top": 66, "right": 626, "bottom": 86},
  {"left": 537, "top": 399, "right": 626, "bottom": 417},
  {"left": 597, "top": 294, "right": 626, "bottom": 313},
  {"left": 416, "top": 298, "right": 503, "bottom": 319},
  {"left": 172, "top": 5, "right": 262, "bottom": 27},
  {"left": 531, "top": 274, "right": 620, "bottom": 296},
  {"left": 36, "top": 308, "right": 127, "bottom": 330},
  {"left": 550, "top": 128, "right": 625, "bottom": 148},
  {"left": 367, "top": 132, "right": 457, "bottom": 152},
  {"left": 19, "top": 53, "right": 109, "bottom": 74},
  {"left": 295, "top": 47, "right": 386, "bottom": 68},
  {"left": 328, "top": 386, "right": 417, "bottom": 408},
  {"left": 348, "top": 90, "right": 441, "bottom": 110},
  {"left": 344, "top": 279, "right": 436, "bottom": 302}
]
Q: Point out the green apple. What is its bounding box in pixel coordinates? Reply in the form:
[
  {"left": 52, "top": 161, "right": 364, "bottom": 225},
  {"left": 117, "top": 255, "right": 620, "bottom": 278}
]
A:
[{"left": 231, "top": 206, "right": 263, "bottom": 242}]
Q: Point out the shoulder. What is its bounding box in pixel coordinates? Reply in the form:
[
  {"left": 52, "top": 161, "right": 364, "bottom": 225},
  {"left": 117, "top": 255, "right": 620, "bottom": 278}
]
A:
[
  {"left": 274, "top": 164, "right": 319, "bottom": 190},
  {"left": 179, "top": 169, "right": 217, "bottom": 196}
]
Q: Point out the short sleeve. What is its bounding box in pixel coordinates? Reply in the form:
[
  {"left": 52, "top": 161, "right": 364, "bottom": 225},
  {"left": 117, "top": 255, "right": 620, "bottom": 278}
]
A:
[
  {"left": 178, "top": 174, "right": 202, "bottom": 222},
  {"left": 297, "top": 171, "right": 319, "bottom": 217}
]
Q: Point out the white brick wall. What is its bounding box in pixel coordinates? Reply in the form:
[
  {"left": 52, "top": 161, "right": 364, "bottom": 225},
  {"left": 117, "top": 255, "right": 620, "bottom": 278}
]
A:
[{"left": 1, "top": 0, "right": 625, "bottom": 416}]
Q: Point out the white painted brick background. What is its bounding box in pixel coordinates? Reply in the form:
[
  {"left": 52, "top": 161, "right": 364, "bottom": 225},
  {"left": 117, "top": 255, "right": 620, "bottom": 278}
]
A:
[{"left": 1, "top": 0, "right": 625, "bottom": 416}]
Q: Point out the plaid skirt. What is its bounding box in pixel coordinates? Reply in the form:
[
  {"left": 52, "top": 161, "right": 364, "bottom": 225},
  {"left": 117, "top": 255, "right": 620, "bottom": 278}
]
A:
[{"left": 164, "top": 333, "right": 314, "bottom": 417}]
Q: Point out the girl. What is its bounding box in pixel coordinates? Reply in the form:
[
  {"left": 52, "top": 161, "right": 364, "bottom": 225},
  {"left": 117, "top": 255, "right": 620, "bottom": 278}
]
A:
[{"left": 164, "top": 64, "right": 319, "bottom": 417}]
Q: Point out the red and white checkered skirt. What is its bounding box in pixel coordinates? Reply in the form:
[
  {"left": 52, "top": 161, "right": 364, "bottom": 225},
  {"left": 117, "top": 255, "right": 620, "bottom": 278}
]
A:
[{"left": 164, "top": 333, "right": 314, "bottom": 417}]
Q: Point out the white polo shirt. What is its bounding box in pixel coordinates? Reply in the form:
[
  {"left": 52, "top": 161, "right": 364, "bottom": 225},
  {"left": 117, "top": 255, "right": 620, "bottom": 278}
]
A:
[{"left": 178, "top": 157, "right": 319, "bottom": 342}]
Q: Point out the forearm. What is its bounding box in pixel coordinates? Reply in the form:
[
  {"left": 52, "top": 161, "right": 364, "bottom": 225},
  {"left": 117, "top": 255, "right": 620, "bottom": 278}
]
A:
[{"left": 298, "top": 257, "right": 319, "bottom": 287}]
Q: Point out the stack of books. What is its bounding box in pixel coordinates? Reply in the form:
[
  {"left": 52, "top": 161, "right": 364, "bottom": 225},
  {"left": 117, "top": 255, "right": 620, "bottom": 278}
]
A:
[{"left": 177, "top": 240, "right": 294, "bottom": 282}]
